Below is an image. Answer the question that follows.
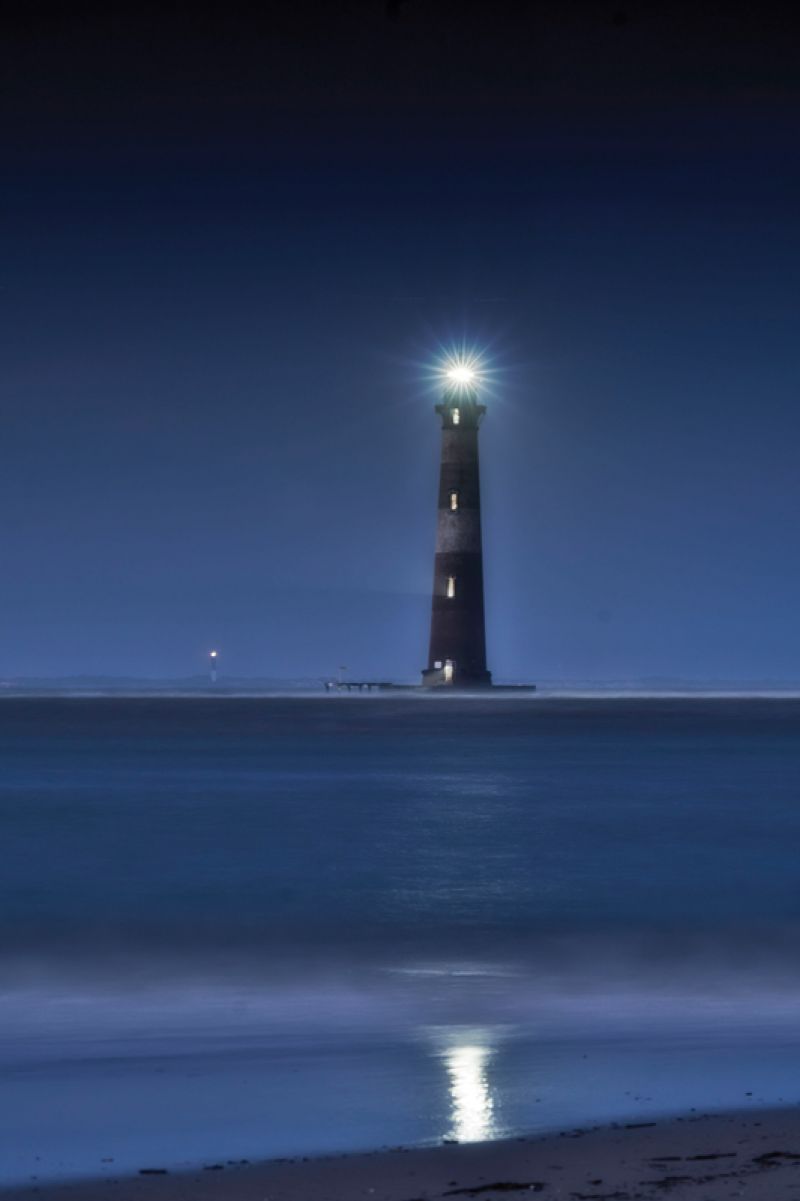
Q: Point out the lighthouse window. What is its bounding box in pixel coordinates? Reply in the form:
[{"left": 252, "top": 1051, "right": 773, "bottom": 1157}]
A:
[
  {"left": 446, "top": 576, "right": 456, "bottom": 598},
  {"left": 449, "top": 491, "right": 459, "bottom": 511},
  {"left": 452, "top": 408, "right": 460, "bottom": 425}
]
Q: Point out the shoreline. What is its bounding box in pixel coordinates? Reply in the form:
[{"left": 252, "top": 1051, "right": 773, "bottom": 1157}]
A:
[
  {"left": 4, "top": 690, "right": 800, "bottom": 699},
  {"left": 5, "top": 1106, "right": 800, "bottom": 1200}
]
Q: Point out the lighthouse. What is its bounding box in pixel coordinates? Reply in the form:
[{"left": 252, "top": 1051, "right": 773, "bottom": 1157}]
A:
[{"left": 422, "top": 363, "right": 492, "bottom": 688}]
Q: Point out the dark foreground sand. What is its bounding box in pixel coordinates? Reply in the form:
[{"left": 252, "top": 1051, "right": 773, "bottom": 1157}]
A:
[{"left": 5, "top": 1109, "right": 800, "bottom": 1201}]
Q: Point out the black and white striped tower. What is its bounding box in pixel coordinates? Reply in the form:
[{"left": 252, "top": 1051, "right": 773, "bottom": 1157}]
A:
[{"left": 422, "top": 365, "right": 492, "bottom": 688}]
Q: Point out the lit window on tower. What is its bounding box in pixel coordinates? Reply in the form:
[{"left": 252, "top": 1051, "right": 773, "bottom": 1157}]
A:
[
  {"left": 447, "top": 576, "right": 456, "bottom": 598},
  {"left": 452, "top": 408, "right": 460, "bottom": 425},
  {"left": 450, "top": 491, "right": 459, "bottom": 511}
]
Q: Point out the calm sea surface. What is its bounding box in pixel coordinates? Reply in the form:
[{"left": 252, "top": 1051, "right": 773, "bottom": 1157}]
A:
[{"left": 2, "top": 697, "right": 800, "bottom": 1185}]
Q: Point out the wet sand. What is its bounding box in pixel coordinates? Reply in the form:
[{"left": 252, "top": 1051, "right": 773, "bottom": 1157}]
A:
[{"left": 4, "top": 1107, "right": 800, "bottom": 1200}]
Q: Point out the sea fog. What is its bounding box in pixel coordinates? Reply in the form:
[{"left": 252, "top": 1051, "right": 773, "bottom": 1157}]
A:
[{"left": 2, "top": 697, "right": 799, "bottom": 1185}]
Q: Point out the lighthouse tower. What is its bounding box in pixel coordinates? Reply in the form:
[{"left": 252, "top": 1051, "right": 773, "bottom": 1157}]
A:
[{"left": 422, "top": 364, "right": 492, "bottom": 688}]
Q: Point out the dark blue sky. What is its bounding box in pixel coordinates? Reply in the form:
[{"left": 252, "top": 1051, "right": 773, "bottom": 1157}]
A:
[{"left": 4, "top": 1, "right": 800, "bottom": 682}]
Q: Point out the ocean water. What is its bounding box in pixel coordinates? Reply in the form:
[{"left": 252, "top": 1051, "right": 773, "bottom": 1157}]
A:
[{"left": 2, "top": 696, "right": 800, "bottom": 1185}]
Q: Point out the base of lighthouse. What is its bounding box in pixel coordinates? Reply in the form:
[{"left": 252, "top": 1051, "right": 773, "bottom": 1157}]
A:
[{"left": 421, "top": 663, "right": 493, "bottom": 688}]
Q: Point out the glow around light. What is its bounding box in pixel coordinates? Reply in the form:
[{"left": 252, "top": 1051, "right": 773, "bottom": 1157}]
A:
[
  {"left": 408, "top": 339, "right": 502, "bottom": 408},
  {"left": 442, "top": 354, "right": 483, "bottom": 390},
  {"left": 209, "top": 650, "right": 218, "bottom": 659}
]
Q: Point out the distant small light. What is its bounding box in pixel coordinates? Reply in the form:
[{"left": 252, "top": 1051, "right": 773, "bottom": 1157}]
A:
[{"left": 210, "top": 651, "right": 218, "bottom": 659}]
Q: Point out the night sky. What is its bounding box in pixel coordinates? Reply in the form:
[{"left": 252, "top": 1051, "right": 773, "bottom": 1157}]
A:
[{"left": 4, "top": 1, "right": 800, "bottom": 683}]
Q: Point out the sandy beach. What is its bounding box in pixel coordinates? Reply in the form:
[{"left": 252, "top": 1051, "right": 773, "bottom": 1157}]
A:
[{"left": 5, "top": 1107, "right": 800, "bottom": 1201}]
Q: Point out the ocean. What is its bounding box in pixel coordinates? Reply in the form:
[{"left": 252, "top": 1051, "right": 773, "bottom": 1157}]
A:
[{"left": 2, "top": 696, "right": 799, "bottom": 1185}]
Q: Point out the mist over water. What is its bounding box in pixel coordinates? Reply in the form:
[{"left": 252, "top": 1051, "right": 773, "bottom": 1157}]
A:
[{"left": 2, "top": 697, "right": 800, "bottom": 1184}]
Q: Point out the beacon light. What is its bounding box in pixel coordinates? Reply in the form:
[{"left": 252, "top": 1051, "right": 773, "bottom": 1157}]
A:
[
  {"left": 441, "top": 352, "right": 484, "bottom": 389},
  {"left": 210, "top": 650, "right": 218, "bottom": 659},
  {"left": 447, "top": 364, "right": 476, "bottom": 384}
]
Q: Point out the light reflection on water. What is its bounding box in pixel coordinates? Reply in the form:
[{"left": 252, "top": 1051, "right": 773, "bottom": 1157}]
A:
[{"left": 442, "top": 1038, "right": 498, "bottom": 1142}]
